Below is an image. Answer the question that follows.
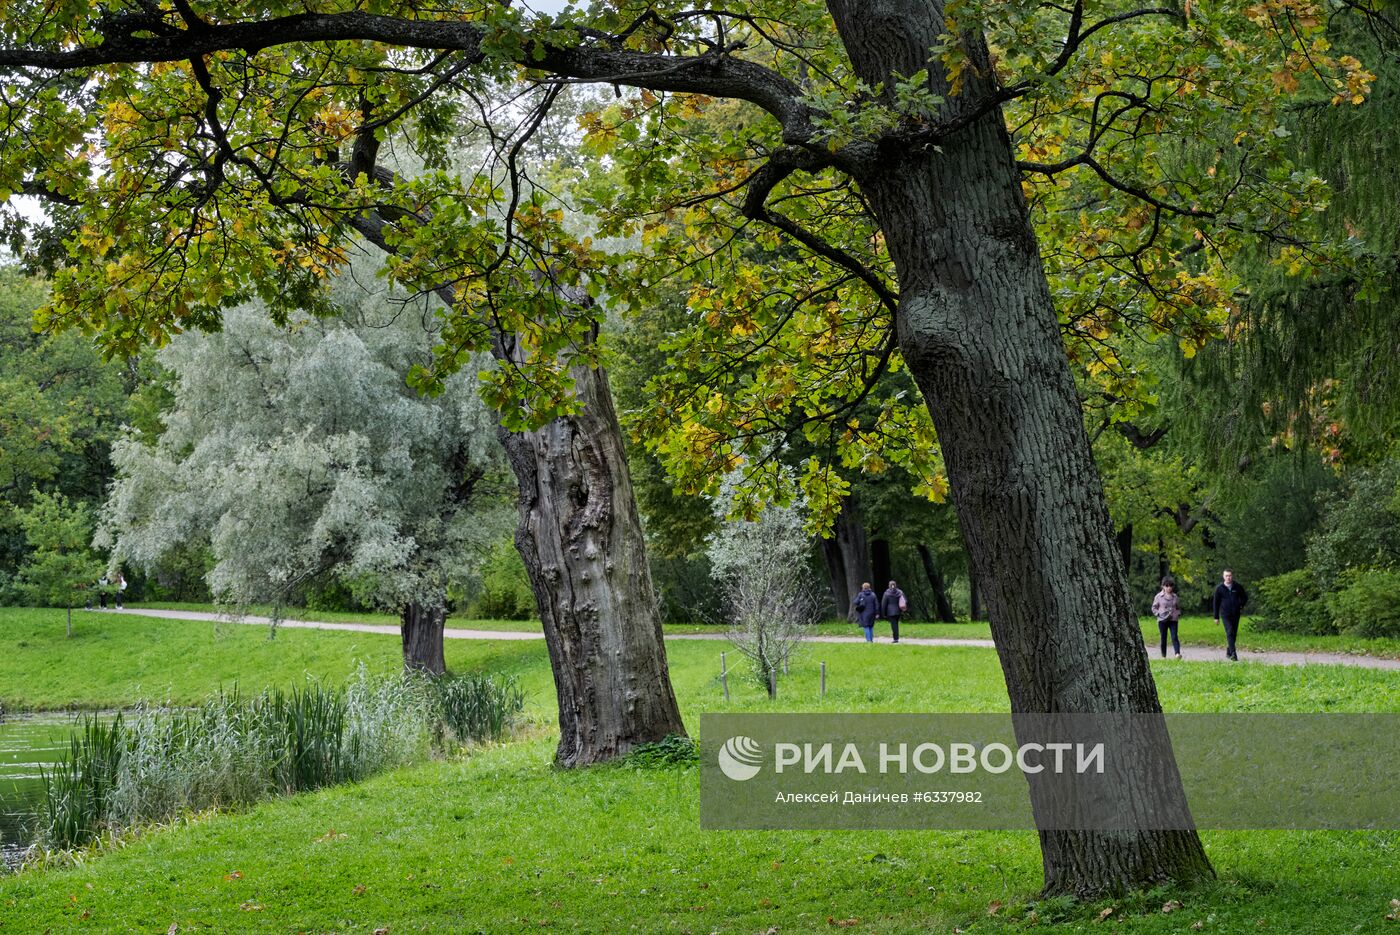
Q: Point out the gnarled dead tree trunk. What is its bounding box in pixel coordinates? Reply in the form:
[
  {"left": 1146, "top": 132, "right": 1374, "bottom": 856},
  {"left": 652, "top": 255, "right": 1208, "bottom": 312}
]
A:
[{"left": 497, "top": 337, "right": 686, "bottom": 767}]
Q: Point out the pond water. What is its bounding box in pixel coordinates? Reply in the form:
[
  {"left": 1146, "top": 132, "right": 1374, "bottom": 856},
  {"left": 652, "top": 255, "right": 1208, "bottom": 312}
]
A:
[{"left": 0, "top": 713, "right": 82, "bottom": 871}]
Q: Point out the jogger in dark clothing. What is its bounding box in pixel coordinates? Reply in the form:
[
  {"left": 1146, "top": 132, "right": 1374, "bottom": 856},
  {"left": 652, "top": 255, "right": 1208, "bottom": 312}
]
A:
[
  {"left": 1212, "top": 569, "right": 1249, "bottom": 661},
  {"left": 880, "top": 581, "right": 907, "bottom": 643}
]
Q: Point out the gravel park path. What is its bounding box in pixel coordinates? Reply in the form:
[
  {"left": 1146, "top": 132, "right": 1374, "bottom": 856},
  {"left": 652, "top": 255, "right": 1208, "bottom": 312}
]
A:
[{"left": 103, "top": 607, "right": 1400, "bottom": 670}]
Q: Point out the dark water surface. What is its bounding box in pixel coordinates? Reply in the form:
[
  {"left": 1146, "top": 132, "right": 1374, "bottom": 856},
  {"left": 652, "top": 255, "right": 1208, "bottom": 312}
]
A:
[{"left": 0, "top": 713, "right": 80, "bottom": 870}]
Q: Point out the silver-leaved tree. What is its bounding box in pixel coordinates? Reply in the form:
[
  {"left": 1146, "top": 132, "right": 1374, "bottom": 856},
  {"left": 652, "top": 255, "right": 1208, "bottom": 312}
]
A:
[{"left": 99, "top": 267, "right": 510, "bottom": 674}]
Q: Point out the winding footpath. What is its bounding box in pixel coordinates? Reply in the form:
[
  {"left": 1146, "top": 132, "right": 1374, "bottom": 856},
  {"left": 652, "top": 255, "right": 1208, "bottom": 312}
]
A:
[{"left": 103, "top": 607, "right": 1400, "bottom": 671}]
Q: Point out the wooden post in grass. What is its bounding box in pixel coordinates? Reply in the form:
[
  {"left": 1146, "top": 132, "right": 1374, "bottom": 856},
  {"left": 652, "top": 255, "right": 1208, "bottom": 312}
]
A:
[
  {"left": 820, "top": 661, "right": 826, "bottom": 697},
  {"left": 720, "top": 652, "right": 730, "bottom": 702}
]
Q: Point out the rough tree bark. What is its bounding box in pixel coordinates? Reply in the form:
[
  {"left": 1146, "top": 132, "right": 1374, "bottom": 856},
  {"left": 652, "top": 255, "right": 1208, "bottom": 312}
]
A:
[
  {"left": 916, "top": 543, "right": 957, "bottom": 622},
  {"left": 400, "top": 600, "right": 447, "bottom": 676},
  {"left": 827, "top": 0, "right": 1214, "bottom": 897},
  {"left": 497, "top": 345, "right": 686, "bottom": 768}
]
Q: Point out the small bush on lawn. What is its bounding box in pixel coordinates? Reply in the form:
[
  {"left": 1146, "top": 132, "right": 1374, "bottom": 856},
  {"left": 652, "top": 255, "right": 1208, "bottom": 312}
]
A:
[
  {"left": 1255, "top": 570, "right": 1336, "bottom": 634},
  {"left": 1325, "top": 569, "right": 1400, "bottom": 638},
  {"left": 623, "top": 734, "right": 698, "bottom": 769}
]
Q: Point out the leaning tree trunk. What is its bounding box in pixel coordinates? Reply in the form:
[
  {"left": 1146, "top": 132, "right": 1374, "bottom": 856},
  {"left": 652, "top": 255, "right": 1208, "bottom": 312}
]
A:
[
  {"left": 827, "top": 0, "right": 1214, "bottom": 897},
  {"left": 498, "top": 355, "right": 686, "bottom": 768},
  {"left": 916, "top": 543, "right": 957, "bottom": 623},
  {"left": 400, "top": 600, "right": 447, "bottom": 676}
]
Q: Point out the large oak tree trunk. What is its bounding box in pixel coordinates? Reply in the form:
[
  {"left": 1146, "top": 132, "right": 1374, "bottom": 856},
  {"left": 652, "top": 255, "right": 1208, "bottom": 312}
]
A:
[
  {"left": 827, "top": 0, "right": 1214, "bottom": 897},
  {"left": 400, "top": 600, "right": 447, "bottom": 676},
  {"left": 498, "top": 356, "right": 686, "bottom": 768}
]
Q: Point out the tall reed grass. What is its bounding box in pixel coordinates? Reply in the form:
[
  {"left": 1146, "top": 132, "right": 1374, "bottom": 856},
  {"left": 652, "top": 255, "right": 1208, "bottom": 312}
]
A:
[{"left": 36, "top": 670, "right": 524, "bottom": 851}]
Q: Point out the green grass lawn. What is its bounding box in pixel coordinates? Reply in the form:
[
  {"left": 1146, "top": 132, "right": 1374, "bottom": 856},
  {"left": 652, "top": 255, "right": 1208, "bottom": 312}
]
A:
[
  {"left": 125, "top": 600, "right": 1400, "bottom": 658},
  {"left": 2, "top": 607, "right": 1398, "bottom": 932},
  {"left": 4, "top": 740, "right": 1397, "bottom": 934}
]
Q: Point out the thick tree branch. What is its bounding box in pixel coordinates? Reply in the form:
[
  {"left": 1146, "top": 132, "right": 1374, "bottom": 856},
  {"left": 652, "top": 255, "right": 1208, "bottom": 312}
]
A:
[
  {"left": 741, "top": 148, "right": 899, "bottom": 314},
  {"left": 0, "top": 12, "right": 813, "bottom": 140}
]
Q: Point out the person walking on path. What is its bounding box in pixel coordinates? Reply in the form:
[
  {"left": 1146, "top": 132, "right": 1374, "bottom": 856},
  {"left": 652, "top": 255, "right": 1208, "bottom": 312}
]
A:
[
  {"left": 96, "top": 575, "right": 109, "bottom": 609},
  {"left": 881, "top": 580, "right": 907, "bottom": 643},
  {"left": 852, "top": 582, "right": 878, "bottom": 642},
  {"left": 114, "top": 571, "right": 127, "bottom": 610},
  {"left": 1151, "top": 576, "right": 1183, "bottom": 659},
  {"left": 1213, "top": 568, "right": 1249, "bottom": 661}
]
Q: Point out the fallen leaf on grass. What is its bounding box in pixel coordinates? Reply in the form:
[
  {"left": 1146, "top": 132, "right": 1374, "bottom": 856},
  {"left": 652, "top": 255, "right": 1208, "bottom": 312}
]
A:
[
  {"left": 238, "top": 902, "right": 263, "bottom": 912},
  {"left": 1096, "top": 907, "right": 1115, "bottom": 922},
  {"left": 352, "top": 884, "right": 367, "bottom": 896},
  {"left": 373, "top": 928, "right": 390, "bottom": 935},
  {"left": 314, "top": 828, "right": 346, "bottom": 843},
  {"left": 78, "top": 911, "right": 89, "bottom": 920},
  {"left": 1162, "top": 900, "right": 1183, "bottom": 913},
  {"left": 166, "top": 925, "right": 178, "bottom": 935},
  {"left": 222, "top": 871, "right": 243, "bottom": 882},
  {"left": 987, "top": 900, "right": 1003, "bottom": 916},
  {"left": 1191, "top": 923, "right": 1204, "bottom": 931},
  {"left": 826, "top": 917, "right": 860, "bottom": 927}
]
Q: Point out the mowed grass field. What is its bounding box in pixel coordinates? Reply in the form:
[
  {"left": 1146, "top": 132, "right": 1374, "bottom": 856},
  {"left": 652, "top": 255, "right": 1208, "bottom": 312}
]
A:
[{"left": 0, "top": 607, "right": 1397, "bottom": 933}]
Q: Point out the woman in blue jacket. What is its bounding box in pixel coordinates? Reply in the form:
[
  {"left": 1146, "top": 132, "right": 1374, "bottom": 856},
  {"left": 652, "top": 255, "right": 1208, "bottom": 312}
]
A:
[{"left": 852, "top": 582, "right": 878, "bottom": 642}]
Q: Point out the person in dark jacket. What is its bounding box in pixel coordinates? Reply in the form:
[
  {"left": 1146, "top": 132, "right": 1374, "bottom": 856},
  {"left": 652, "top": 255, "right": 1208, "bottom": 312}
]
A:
[
  {"left": 881, "top": 580, "right": 907, "bottom": 643},
  {"left": 1212, "top": 568, "right": 1248, "bottom": 661},
  {"left": 852, "top": 582, "right": 878, "bottom": 642}
]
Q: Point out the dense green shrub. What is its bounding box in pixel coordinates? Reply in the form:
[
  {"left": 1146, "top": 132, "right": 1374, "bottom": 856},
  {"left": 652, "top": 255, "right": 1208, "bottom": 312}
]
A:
[
  {"left": 1254, "top": 570, "right": 1336, "bottom": 634},
  {"left": 1325, "top": 569, "right": 1400, "bottom": 638},
  {"left": 1307, "top": 460, "right": 1400, "bottom": 584},
  {"left": 473, "top": 538, "right": 535, "bottom": 620}
]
